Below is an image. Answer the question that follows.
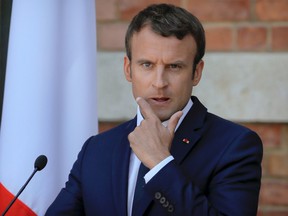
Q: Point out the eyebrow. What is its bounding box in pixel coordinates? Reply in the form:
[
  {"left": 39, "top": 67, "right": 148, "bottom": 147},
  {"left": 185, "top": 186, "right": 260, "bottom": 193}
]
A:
[
  {"left": 136, "top": 59, "right": 152, "bottom": 64},
  {"left": 170, "top": 60, "right": 186, "bottom": 65},
  {"left": 135, "top": 59, "right": 187, "bottom": 65}
]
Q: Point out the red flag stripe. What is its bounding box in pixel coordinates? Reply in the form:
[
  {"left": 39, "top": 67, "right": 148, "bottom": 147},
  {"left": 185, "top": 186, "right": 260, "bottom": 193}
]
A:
[{"left": 0, "top": 183, "right": 36, "bottom": 216}]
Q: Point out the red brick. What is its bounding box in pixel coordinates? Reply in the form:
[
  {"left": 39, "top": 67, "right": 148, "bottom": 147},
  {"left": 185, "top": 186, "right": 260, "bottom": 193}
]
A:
[
  {"left": 118, "top": 0, "right": 181, "bottom": 20},
  {"left": 272, "top": 26, "right": 288, "bottom": 51},
  {"left": 237, "top": 26, "right": 268, "bottom": 51},
  {"left": 97, "top": 23, "right": 128, "bottom": 50},
  {"left": 257, "top": 210, "right": 263, "bottom": 216},
  {"left": 259, "top": 179, "right": 288, "bottom": 205},
  {"left": 268, "top": 152, "right": 288, "bottom": 177},
  {"left": 205, "top": 26, "right": 234, "bottom": 51},
  {"left": 282, "top": 125, "right": 288, "bottom": 148},
  {"left": 99, "top": 121, "right": 122, "bottom": 133},
  {"left": 243, "top": 123, "right": 282, "bottom": 147},
  {"left": 256, "top": 0, "right": 288, "bottom": 21},
  {"left": 259, "top": 210, "right": 288, "bottom": 216},
  {"left": 96, "top": 0, "right": 118, "bottom": 21},
  {"left": 187, "top": 0, "right": 250, "bottom": 21},
  {"left": 261, "top": 152, "right": 269, "bottom": 177}
]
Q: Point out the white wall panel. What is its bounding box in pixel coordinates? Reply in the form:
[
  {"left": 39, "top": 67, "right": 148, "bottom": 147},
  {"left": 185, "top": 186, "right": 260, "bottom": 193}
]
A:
[{"left": 97, "top": 52, "right": 288, "bottom": 122}]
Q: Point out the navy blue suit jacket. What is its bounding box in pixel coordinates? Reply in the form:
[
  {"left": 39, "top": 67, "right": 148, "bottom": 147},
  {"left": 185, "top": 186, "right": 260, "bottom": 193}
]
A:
[{"left": 45, "top": 96, "right": 263, "bottom": 215}]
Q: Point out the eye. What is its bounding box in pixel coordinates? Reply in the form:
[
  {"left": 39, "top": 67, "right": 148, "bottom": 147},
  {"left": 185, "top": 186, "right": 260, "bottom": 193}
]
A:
[
  {"left": 142, "top": 62, "right": 152, "bottom": 69},
  {"left": 169, "top": 64, "right": 182, "bottom": 70}
]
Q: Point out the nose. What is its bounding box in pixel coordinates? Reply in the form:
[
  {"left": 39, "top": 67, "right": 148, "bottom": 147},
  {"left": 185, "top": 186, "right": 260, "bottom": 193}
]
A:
[{"left": 152, "top": 67, "right": 168, "bottom": 89}]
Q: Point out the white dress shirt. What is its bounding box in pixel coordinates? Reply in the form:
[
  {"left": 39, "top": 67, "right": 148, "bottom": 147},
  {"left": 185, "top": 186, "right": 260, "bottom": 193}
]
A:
[{"left": 127, "top": 98, "right": 193, "bottom": 215}]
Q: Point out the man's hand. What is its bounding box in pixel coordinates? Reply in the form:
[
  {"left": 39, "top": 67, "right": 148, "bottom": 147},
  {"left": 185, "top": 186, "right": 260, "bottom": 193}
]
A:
[{"left": 128, "top": 97, "right": 183, "bottom": 169}]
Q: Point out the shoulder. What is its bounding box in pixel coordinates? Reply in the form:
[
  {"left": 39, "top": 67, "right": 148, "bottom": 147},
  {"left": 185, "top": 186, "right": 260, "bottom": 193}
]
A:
[
  {"left": 204, "top": 112, "right": 263, "bottom": 158},
  {"left": 207, "top": 112, "right": 249, "bottom": 131},
  {"left": 191, "top": 96, "right": 259, "bottom": 138},
  {"left": 81, "top": 118, "right": 136, "bottom": 149},
  {"left": 95, "top": 118, "right": 136, "bottom": 140},
  {"left": 207, "top": 112, "right": 260, "bottom": 138},
  {"left": 73, "top": 118, "right": 136, "bottom": 164}
]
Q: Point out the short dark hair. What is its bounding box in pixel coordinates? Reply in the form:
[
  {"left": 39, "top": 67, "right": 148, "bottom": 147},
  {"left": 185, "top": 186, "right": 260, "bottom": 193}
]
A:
[{"left": 125, "top": 4, "right": 206, "bottom": 70}]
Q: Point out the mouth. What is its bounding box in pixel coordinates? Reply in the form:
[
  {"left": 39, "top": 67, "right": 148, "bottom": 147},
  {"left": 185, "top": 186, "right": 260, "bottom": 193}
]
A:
[{"left": 150, "top": 97, "right": 170, "bottom": 104}]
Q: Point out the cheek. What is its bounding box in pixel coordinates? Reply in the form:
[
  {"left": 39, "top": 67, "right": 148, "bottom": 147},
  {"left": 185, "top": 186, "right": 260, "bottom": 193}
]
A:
[
  {"left": 131, "top": 78, "right": 146, "bottom": 96},
  {"left": 132, "top": 72, "right": 151, "bottom": 87},
  {"left": 172, "top": 76, "right": 193, "bottom": 92}
]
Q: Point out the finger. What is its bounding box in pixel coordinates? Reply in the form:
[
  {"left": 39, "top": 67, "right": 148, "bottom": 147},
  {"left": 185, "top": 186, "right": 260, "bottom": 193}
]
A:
[
  {"left": 167, "top": 111, "right": 183, "bottom": 134},
  {"left": 136, "top": 97, "right": 158, "bottom": 120}
]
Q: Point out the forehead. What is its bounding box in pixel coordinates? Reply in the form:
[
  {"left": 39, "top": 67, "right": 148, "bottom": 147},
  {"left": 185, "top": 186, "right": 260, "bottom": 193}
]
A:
[{"left": 130, "top": 26, "right": 197, "bottom": 61}]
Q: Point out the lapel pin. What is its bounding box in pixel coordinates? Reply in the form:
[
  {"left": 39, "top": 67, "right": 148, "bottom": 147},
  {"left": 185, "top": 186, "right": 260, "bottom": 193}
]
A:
[{"left": 182, "top": 138, "right": 190, "bottom": 144}]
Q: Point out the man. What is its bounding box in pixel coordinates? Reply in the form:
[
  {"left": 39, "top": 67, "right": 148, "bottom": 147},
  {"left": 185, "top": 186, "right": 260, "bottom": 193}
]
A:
[{"left": 46, "top": 3, "right": 262, "bottom": 216}]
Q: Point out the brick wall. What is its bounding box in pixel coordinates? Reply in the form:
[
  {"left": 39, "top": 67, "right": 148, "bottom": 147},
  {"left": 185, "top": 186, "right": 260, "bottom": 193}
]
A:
[
  {"left": 96, "top": 0, "right": 288, "bottom": 215},
  {"left": 244, "top": 123, "right": 288, "bottom": 215},
  {"left": 96, "top": 0, "right": 288, "bottom": 51}
]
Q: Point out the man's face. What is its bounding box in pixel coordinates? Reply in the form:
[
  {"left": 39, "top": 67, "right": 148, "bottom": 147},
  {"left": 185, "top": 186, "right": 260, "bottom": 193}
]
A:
[{"left": 124, "top": 26, "right": 204, "bottom": 121}]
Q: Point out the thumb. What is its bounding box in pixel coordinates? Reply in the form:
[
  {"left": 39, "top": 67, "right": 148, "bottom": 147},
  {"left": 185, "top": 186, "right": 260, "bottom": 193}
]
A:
[{"left": 167, "top": 111, "right": 183, "bottom": 135}]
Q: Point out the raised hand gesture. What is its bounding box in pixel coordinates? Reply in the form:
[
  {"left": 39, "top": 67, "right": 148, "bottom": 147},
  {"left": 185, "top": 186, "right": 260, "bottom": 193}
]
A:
[{"left": 128, "top": 97, "right": 183, "bottom": 169}]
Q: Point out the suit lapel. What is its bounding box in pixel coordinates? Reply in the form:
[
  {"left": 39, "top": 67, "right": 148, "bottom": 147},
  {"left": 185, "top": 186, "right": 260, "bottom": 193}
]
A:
[
  {"left": 171, "top": 96, "right": 207, "bottom": 164},
  {"left": 112, "top": 118, "right": 136, "bottom": 216}
]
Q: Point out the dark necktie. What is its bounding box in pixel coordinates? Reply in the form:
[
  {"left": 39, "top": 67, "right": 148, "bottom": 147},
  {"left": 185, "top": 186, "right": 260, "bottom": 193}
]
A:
[{"left": 132, "top": 163, "right": 149, "bottom": 213}]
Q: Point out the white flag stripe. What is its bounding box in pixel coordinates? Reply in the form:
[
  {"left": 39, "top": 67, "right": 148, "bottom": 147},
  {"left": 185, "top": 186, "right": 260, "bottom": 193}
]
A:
[{"left": 0, "top": 0, "right": 98, "bottom": 214}]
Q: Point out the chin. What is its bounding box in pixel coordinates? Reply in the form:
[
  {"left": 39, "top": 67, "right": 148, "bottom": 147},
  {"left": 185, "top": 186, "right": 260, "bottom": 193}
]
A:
[{"left": 156, "top": 112, "right": 173, "bottom": 122}]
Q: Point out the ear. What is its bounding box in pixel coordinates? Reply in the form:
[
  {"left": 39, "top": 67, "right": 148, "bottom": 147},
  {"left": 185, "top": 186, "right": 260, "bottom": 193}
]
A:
[
  {"left": 192, "top": 60, "right": 204, "bottom": 86},
  {"left": 124, "top": 55, "right": 132, "bottom": 82}
]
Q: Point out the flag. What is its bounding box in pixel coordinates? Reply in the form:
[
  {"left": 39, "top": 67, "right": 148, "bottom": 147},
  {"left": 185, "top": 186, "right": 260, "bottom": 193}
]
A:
[{"left": 0, "top": 0, "right": 98, "bottom": 215}]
